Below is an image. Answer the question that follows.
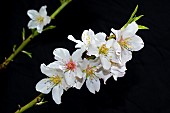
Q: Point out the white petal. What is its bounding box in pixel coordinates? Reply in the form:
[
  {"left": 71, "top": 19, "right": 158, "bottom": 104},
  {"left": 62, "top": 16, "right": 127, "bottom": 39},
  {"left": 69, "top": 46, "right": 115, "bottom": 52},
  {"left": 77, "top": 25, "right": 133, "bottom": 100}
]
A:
[
  {"left": 75, "top": 67, "right": 83, "bottom": 78},
  {"left": 106, "top": 39, "right": 113, "bottom": 48},
  {"left": 61, "top": 78, "right": 70, "bottom": 90},
  {"left": 86, "top": 78, "right": 95, "bottom": 94},
  {"left": 96, "top": 71, "right": 111, "bottom": 84},
  {"left": 43, "top": 16, "right": 51, "bottom": 25},
  {"left": 122, "top": 22, "right": 138, "bottom": 38},
  {"left": 53, "top": 48, "right": 70, "bottom": 61},
  {"left": 95, "top": 32, "right": 106, "bottom": 42},
  {"left": 64, "top": 71, "right": 76, "bottom": 86},
  {"left": 40, "top": 63, "right": 57, "bottom": 77},
  {"left": 72, "top": 49, "right": 82, "bottom": 62},
  {"left": 86, "top": 44, "right": 99, "bottom": 57},
  {"left": 130, "top": 35, "right": 144, "bottom": 51},
  {"left": 52, "top": 85, "right": 63, "bottom": 104},
  {"left": 37, "top": 24, "right": 44, "bottom": 33},
  {"left": 100, "top": 56, "right": 111, "bottom": 70},
  {"left": 39, "top": 6, "right": 47, "bottom": 17},
  {"left": 27, "top": 20, "right": 38, "bottom": 29},
  {"left": 36, "top": 78, "right": 53, "bottom": 94},
  {"left": 121, "top": 49, "right": 132, "bottom": 63},
  {"left": 111, "top": 28, "right": 121, "bottom": 41},
  {"left": 74, "top": 76, "right": 86, "bottom": 89},
  {"left": 112, "top": 71, "right": 125, "bottom": 81},
  {"left": 112, "top": 40, "right": 121, "bottom": 54},
  {"left": 92, "top": 77, "right": 100, "bottom": 92},
  {"left": 79, "top": 58, "right": 88, "bottom": 70},
  {"left": 47, "top": 61, "right": 60, "bottom": 69},
  {"left": 27, "top": 10, "right": 39, "bottom": 20},
  {"left": 68, "top": 35, "right": 84, "bottom": 48}
]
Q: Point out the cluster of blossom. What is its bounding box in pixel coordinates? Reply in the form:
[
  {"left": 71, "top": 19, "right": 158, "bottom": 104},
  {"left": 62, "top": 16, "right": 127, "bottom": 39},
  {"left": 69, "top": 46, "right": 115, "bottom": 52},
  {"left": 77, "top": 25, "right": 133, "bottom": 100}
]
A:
[{"left": 27, "top": 5, "right": 144, "bottom": 104}]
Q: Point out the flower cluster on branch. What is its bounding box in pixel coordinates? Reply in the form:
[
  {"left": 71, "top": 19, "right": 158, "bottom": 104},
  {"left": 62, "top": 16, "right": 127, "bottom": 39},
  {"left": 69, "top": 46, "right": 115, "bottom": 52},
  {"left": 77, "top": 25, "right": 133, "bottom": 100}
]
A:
[
  {"left": 1, "top": 1, "right": 148, "bottom": 112},
  {"left": 29, "top": 5, "right": 147, "bottom": 105}
]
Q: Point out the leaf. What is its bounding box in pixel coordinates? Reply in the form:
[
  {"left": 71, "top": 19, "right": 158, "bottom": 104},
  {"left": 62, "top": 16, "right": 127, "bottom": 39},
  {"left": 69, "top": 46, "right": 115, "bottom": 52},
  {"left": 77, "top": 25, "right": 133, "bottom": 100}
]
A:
[
  {"left": 138, "top": 25, "right": 149, "bottom": 30},
  {"left": 13, "top": 44, "right": 17, "bottom": 52},
  {"left": 22, "top": 28, "right": 25, "bottom": 41},
  {"left": 43, "top": 25, "right": 56, "bottom": 31},
  {"left": 121, "top": 5, "right": 138, "bottom": 30},
  {"left": 133, "top": 15, "right": 144, "bottom": 22},
  {"left": 22, "top": 50, "right": 32, "bottom": 58}
]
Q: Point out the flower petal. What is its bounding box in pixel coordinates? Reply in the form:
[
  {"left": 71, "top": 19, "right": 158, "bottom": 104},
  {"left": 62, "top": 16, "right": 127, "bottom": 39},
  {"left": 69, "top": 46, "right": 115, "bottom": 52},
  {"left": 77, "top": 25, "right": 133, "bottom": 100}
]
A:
[
  {"left": 39, "top": 5, "right": 47, "bottom": 17},
  {"left": 121, "top": 49, "right": 132, "bottom": 64},
  {"left": 92, "top": 77, "right": 100, "bottom": 92},
  {"left": 64, "top": 71, "right": 76, "bottom": 86},
  {"left": 130, "top": 35, "right": 144, "bottom": 51},
  {"left": 37, "top": 24, "right": 44, "bottom": 33},
  {"left": 100, "top": 55, "right": 111, "bottom": 70},
  {"left": 43, "top": 16, "right": 51, "bottom": 25},
  {"left": 53, "top": 48, "right": 70, "bottom": 61},
  {"left": 68, "top": 35, "right": 84, "bottom": 48},
  {"left": 122, "top": 22, "right": 138, "bottom": 38},
  {"left": 52, "top": 85, "right": 63, "bottom": 104},
  {"left": 40, "top": 63, "right": 57, "bottom": 77},
  {"left": 106, "top": 39, "right": 113, "bottom": 48},
  {"left": 86, "top": 78, "right": 95, "bottom": 94},
  {"left": 36, "top": 78, "right": 53, "bottom": 94},
  {"left": 72, "top": 49, "right": 82, "bottom": 62},
  {"left": 27, "top": 20, "right": 38, "bottom": 29},
  {"left": 27, "top": 10, "right": 39, "bottom": 20}
]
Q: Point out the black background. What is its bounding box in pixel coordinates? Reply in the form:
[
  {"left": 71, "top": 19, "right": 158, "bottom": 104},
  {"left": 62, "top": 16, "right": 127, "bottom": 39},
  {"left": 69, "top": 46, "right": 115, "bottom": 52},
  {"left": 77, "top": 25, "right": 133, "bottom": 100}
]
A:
[{"left": 1, "top": 0, "right": 170, "bottom": 113}]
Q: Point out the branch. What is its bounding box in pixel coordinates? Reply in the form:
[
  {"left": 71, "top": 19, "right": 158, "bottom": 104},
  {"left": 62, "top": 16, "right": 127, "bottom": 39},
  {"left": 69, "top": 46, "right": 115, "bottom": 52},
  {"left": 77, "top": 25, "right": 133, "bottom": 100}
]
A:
[
  {"left": 0, "top": 0, "right": 72, "bottom": 70},
  {"left": 15, "top": 93, "right": 44, "bottom": 113}
]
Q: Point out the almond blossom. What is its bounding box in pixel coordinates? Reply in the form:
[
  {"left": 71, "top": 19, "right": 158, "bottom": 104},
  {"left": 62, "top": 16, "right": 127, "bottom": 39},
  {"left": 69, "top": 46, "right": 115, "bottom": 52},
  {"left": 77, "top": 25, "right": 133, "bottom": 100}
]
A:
[
  {"left": 67, "top": 29, "right": 97, "bottom": 53},
  {"left": 79, "top": 58, "right": 102, "bottom": 94},
  {"left": 27, "top": 5, "right": 51, "bottom": 33},
  {"left": 36, "top": 62, "right": 69, "bottom": 104},
  {"left": 53, "top": 48, "right": 83, "bottom": 87},
  {"left": 111, "top": 22, "right": 144, "bottom": 64},
  {"left": 88, "top": 32, "right": 121, "bottom": 70}
]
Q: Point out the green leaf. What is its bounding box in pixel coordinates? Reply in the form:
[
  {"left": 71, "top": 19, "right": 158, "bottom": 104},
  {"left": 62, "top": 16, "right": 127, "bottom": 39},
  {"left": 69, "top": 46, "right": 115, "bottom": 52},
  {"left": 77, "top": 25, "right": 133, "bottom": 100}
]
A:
[
  {"left": 138, "top": 25, "right": 149, "bottom": 30},
  {"left": 13, "top": 44, "right": 17, "bottom": 52},
  {"left": 22, "top": 28, "right": 25, "bottom": 41},
  {"left": 43, "top": 25, "right": 56, "bottom": 31},
  {"left": 121, "top": 5, "right": 138, "bottom": 30},
  {"left": 22, "top": 50, "right": 32, "bottom": 58},
  {"left": 133, "top": 15, "right": 144, "bottom": 22}
]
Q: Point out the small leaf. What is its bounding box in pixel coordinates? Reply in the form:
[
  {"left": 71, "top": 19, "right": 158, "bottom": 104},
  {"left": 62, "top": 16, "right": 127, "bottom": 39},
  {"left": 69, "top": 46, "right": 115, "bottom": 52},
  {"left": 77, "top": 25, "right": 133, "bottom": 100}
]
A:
[
  {"left": 22, "top": 50, "right": 32, "bottom": 58},
  {"left": 133, "top": 15, "right": 144, "bottom": 22},
  {"left": 43, "top": 25, "right": 56, "bottom": 31},
  {"left": 22, "top": 28, "right": 25, "bottom": 41},
  {"left": 13, "top": 44, "right": 17, "bottom": 52},
  {"left": 121, "top": 5, "right": 138, "bottom": 30},
  {"left": 138, "top": 25, "right": 149, "bottom": 29}
]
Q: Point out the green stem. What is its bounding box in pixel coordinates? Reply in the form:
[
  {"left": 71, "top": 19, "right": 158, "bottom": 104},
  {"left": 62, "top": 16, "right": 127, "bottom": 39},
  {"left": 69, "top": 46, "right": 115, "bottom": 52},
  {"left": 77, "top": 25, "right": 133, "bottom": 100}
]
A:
[
  {"left": 50, "top": 0, "right": 72, "bottom": 19},
  {"left": 0, "top": 0, "right": 72, "bottom": 70},
  {"left": 15, "top": 93, "right": 44, "bottom": 113}
]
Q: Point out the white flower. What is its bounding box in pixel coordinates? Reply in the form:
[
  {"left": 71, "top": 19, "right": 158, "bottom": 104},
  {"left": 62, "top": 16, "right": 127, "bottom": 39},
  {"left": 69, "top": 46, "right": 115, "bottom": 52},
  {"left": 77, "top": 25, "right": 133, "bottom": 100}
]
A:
[
  {"left": 53, "top": 48, "right": 83, "bottom": 87},
  {"left": 87, "top": 32, "right": 121, "bottom": 70},
  {"left": 67, "top": 29, "right": 97, "bottom": 53},
  {"left": 110, "top": 62, "right": 127, "bottom": 81},
  {"left": 36, "top": 62, "right": 69, "bottom": 104},
  {"left": 111, "top": 22, "right": 144, "bottom": 63},
  {"left": 79, "top": 58, "right": 102, "bottom": 94},
  {"left": 27, "top": 5, "right": 51, "bottom": 33},
  {"left": 98, "top": 62, "right": 126, "bottom": 84}
]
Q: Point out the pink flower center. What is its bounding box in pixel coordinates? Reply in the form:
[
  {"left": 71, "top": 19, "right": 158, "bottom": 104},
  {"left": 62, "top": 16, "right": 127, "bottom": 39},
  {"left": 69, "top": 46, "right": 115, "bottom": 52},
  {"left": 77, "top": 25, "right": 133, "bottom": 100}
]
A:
[{"left": 66, "top": 60, "right": 76, "bottom": 71}]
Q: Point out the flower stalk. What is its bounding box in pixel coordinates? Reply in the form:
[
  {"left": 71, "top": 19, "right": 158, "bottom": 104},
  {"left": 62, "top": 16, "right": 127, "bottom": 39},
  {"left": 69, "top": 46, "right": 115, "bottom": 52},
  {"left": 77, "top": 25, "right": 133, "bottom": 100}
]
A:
[{"left": 0, "top": 0, "right": 72, "bottom": 70}]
